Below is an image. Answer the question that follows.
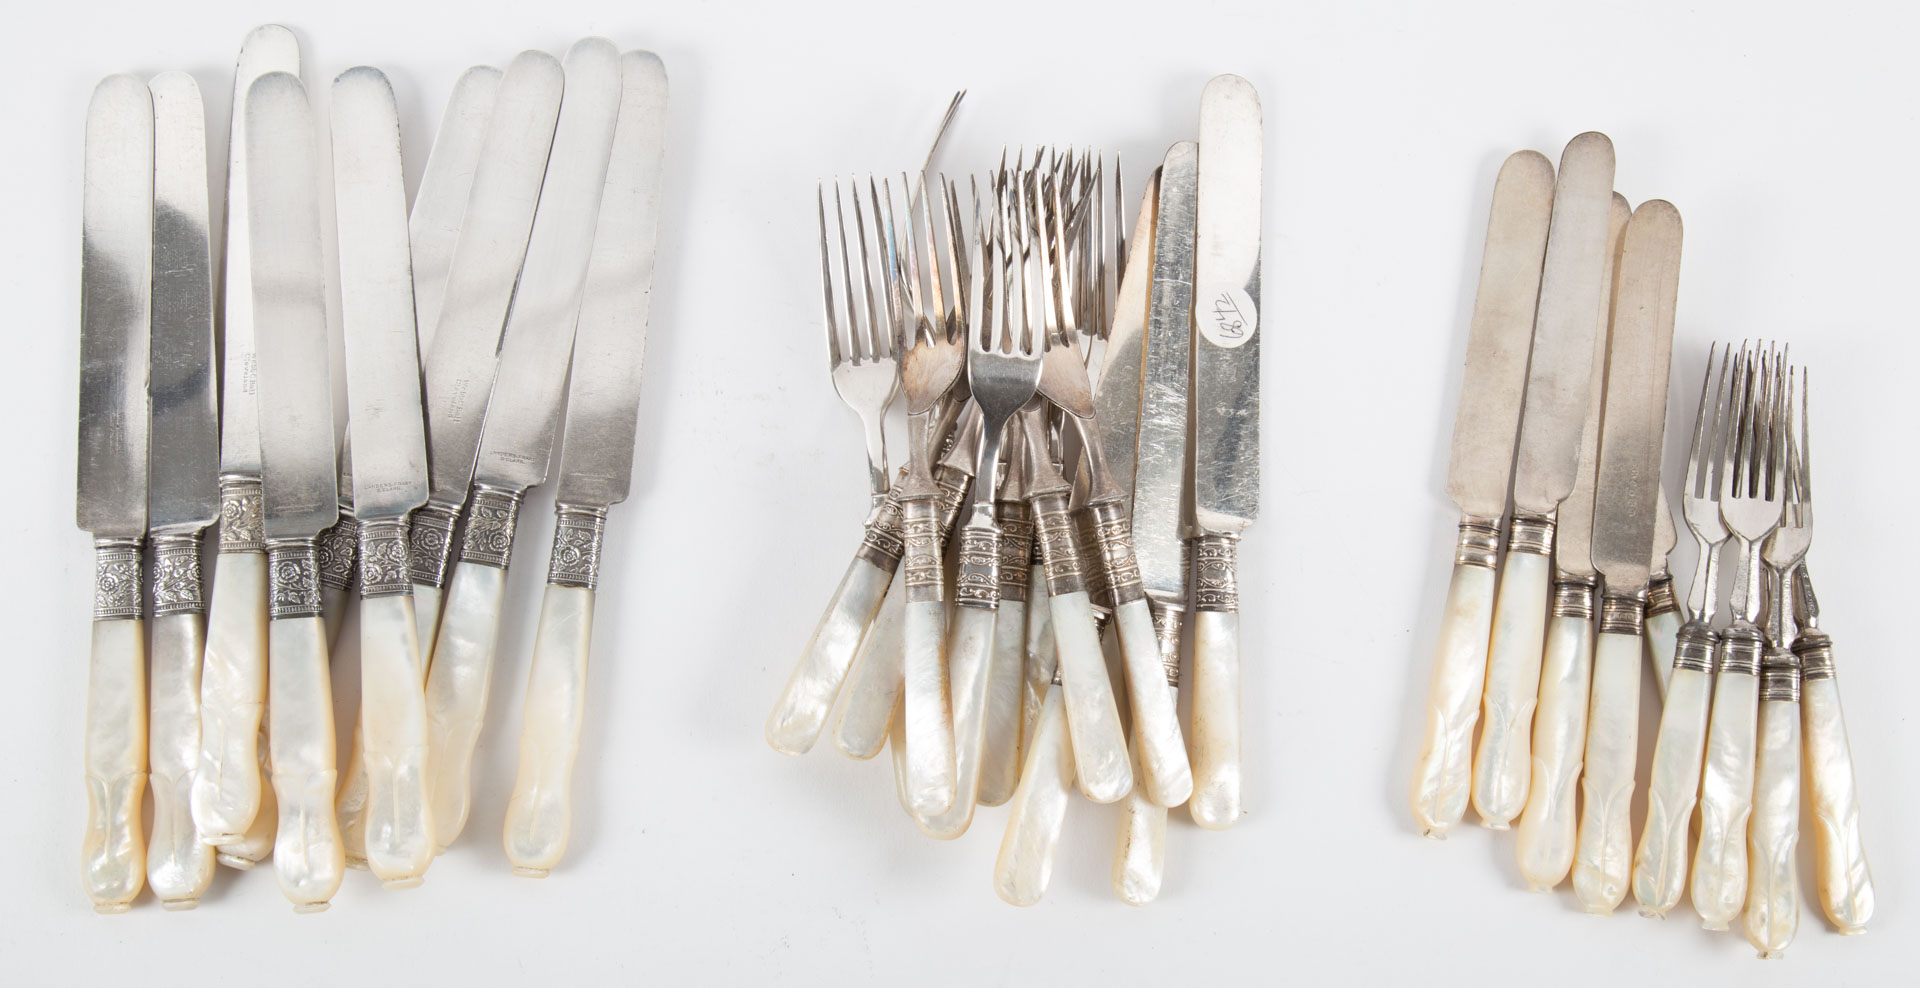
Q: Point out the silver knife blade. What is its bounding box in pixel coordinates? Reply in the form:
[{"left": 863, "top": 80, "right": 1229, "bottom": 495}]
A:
[
  {"left": 217, "top": 24, "right": 300, "bottom": 480},
  {"left": 470, "top": 38, "right": 625, "bottom": 493},
  {"left": 147, "top": 71, "right": 217, "bottom": 536},
  {"left": 1089, "top": 169, "right": 1159, "bottom": 515},
  {"left": 553, "top": 49, "right": 670, "bottom": 509},
  {"left": 1191, "top": 74, "right": 1263, "bottom": 536},
  {"left": 246, "top": 72, "right": 336, "bottom": 539},
  {"left": 1591, "top": 200, "right": 1682, "bottom": 587},
  {"left": 1553, "top": 192, "right": 1631, "bottom": 579},
  {"left": 1132, "top": 144, "right": 1197, "bottom": 602},
  {"left": 410, "top": 65, "right": 501, "bottom": 354},
  {"left": 331, "top": 66, "right": 427, "bottom": 522},
  {"left": 1510, "top": 132, "right": 1617, "bottom": 515},
  {"left": 419, "top": 50, "right": 564, "bottom": 506},
  {"left": 77, "top": 74, "right": 153, "bottom": 539}
]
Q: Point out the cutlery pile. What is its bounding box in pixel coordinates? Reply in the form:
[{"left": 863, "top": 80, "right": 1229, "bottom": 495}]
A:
[
  {"left": 767, "top": 75, "right": 1263, "bottom": 905},
  {"left": 1409, "top": 135, "right": 1875, "bottom": 957},
  {"left": 76, "top": 26, "right": 669, "bottom": 913}
]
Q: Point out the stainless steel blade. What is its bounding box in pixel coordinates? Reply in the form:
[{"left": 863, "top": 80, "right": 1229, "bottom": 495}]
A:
[
  {"left": 1089, "top": 169, "right": 1159, "bottom": 514},
  {"left": 1591, "top": 200, "right": 1682, "bottom": 588},
  {"left": 246, "top": 72, "right": 337, "bottom": 539},
  {"left": 1510, "top": 132, "right": 1617, "bottom": 515},
  {"left": 147, "top": 72, "right": 217, "bottom": 536},
  {"left": 1553, "top": 193, "right": 1631, "bottom": 579},
  {"left": 410, "top": 65, "right": 501, "bottom": 353},
  {"left": 332, "top": 66, "right": 427, "bottom": 521},
  {"left": 552, "top": 50, "right": 670, "bottom": 509},
  {"left": 470, "top": 38, "right": 625, "bottom": 493},
  {"left": 77, "top": 74, "right": 153, "bottom": 539},
  {"left": 1443, "top": 151, "right": 1555, "bottom": 519},
  {"left": 217, "top": 24, "right": 300, "bottom": 479},
  {"left": 418, "top": 50, "right": 564, "bottom": 505},
  {"left": 1132, "top": 144, "right": 1197, "bottom": 601},
  {"left": 1190, "top": 74, "right": 1262, "bottom": 536}
]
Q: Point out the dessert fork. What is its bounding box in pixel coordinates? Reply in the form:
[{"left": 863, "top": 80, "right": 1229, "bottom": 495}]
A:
[{"left": 1747, "top": 362, "right": 1803, "bottom": 957}]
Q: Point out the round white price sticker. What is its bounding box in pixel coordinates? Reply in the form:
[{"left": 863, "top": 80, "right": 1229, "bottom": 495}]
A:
[{"left": 1197, "top": 285, "right": 1257, "bottom": 349}]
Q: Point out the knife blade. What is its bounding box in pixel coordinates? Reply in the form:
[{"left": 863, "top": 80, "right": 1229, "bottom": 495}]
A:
[
  {"left": 77, "top": 72, "right": 153, "bottom": 915},
  {"left": 1132, "top": 150, "right": 1194, "bottom": 613},
  {"left": 425, "top": 37, "right": 624, "bottom": 852},
  {"left": 245, "top": 70, "right": 344, "bottom": 912}
]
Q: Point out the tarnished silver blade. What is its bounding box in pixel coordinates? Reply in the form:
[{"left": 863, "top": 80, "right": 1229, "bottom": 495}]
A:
[
  {"left": 419, "top": 50, "right": 564, "bottom": 505},
  {"left": 1133, "top": 144, "right": 1197, "bottom": 601},
  {"left": 1554, "top": 193, "right": 1631, "bottom": 579},
  {"left": 553, "top": 50, "right": 670, "bottom": 509},
  {"left": 1591, "top": 200, "right": 1682, "bottom": 587},
  {"left": 471, "top": 38, "right": 625, "bottom": 493},
  {"left": 1089, "top": 169, "right": 1160, "bottom": 512},
  {"left": 1190, "top": 74, "right": 1263, "bottom": 536},
  {"left": 332, "top": 66, "right": 427, "bottom": 521},
  {"left": 411, "top": 65, "right": 501, "bottom": 353},
  {"left": 1511, "top": 132, "right": 1616, "bottom": 515},
  {"left": 77, "top": 74, "right": 153, "bottom": 539},
  {"left": 218, "top": 24, "right": 300, "bottom": 479},
  {"left": 246, "top": 72, "right": 337, "bottom": 539},
  {"left": 148, "top": 72, "right": 217, "bottom": 536},
  {"left": 1444, "top": 151, "right": 1554, "bottom": 520}
]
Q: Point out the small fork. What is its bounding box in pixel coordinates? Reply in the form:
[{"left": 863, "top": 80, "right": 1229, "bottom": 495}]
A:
[
  {"left": 820, "top": 179, "right": 900, "bottom": 501},
  {"left": 1672, "top": 344, "right": 1734, "bottom": 673}
]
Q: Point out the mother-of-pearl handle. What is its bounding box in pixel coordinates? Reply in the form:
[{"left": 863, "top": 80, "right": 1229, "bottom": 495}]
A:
[
  {"left": 424, "top": 559, "right": 510, "bottom": 849},
  {"left": 412, "top": 583, "right": 444, "bottom": 663},
  {"left": 360, "top": 590, "right": 432, "bottom": 887},
  {"left": 903, "top": 597, "right": 955, "bottom": 816},
  {"left": 1189, "top": 535, "right": 1242, "bottom": 828},
  {"left": 1410, "top": 547, "right": 1498, "bottom": 839},
  {"left": 1515, "top": 603, "right": 1595, "bottom": 891},
  {"left": 267, "top": 612, "right": 344, "bottom": 912},
  {"left": 1020, "top": 560, "right": 1055, "bottom": 745},
  {"left": 83, "top": 585, "right": 148, "bottom": 914},
  {"left": 977, "top": 592, "right": 1028, "bottom": 807},
  {"left": 1473, "top": 548, "right": 1550, "bottom": 829},
  {"left": 1114, "top": 597, "right": 1191, "bottom": 808},
  {"left": 918, "top": 601, "right": 998, "bottom": 838},
  {"left": 1050, "top": 589, "right": 1131, "bottom": 804},
  {"left": 994, "top": 683, "right": 1074, "bottom": 906},
  {"left": 1800, "top": 674, "right": 1874, "bottom": 932},
  {"left": 1631, "top": 665, "right": 1712, "bottom": 916},
  {"left": 1744, "top": 695, "right": 1801, "bottom": 959},
  {"left": 336, "top": 724, "right": 371, "bottom": 869},
  {"left": 503, "top": 582, "right": 597, "bottom": 876},
  {"left": 765, "top": 555, "right": 892, "bottom": 754},
  {"left": 832, "top": 566, "right": 906, "bottom": 759},
  {"left": 193, "top": 546, "right": 268, "bottom": 845},
  {"left": 147, "top": 607, "right": 214, "bottom": 909},
  {"left": 1113, "top": 689, "right": 1174, "bottom": 905},
  {"left": 1691, "top": 666, "right": 1759, "bottom": 931},
  {"left": 1572, "top": 628, "right": 1642, "bottom": 913},
  {"left": 218, "top": 743, "right": 276, "bottom": 869},
  {"left": 1645, "top": 607, "right": 1681, "bottom": 701}
]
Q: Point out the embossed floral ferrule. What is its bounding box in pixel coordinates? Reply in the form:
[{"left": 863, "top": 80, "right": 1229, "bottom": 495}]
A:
[
  {"left": 217, "top": 475, "right": 266, "bottom": 554},
  {"left": 460, "top": 485, "right": 524, "bottom": 570},
  {"left": 997, "top": 501, "right": 1034, "bottom": 604},
  {"left": 546, "top": 505, "right": 607, "bottom": 591},
  {"left": 149, "top": 533, "right": 206, "bottom": 617},
  {"left": 316, "top": 501, "right": 360, "bottom": 594},
  {"left": 852, "top": 484, "right": 906, "bottom": 572},
  {"left": 357, "top": 518, "right": 413, "bottom": 598},
  {"left": 1089, "top": 500, "right": 1145, "bottom": 607},
  {"left": 1030, "top": 490, "right": 1087, "bottom": 597},
  {"left": 407, "top": 500, "right": 461, "bottom": 590},
  {"left": 900, "top": 496, "right": 945, "bottom": 605},
  {"left": 953, "top": 526, "right": 1003, "bottom": 610},
  {"left": 93, "top": 537, "right": 144, "bottom": 621},
  {"left": 1193, "top": 535, "right": 1239, "bottom": 613},
  {"left": 266, "top": 539, "right": 323, "bottom": 621}
]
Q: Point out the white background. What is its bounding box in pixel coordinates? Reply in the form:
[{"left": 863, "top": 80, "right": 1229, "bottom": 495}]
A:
[{"left": 3, "top": 1, "right": 1912, "bottom": 984}]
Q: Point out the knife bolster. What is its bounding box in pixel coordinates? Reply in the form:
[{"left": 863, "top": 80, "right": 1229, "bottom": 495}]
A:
[
  {"left": 1031, "top": 491, "right": 1089, "bottom": 597},
  {"left": 266, "top": 540, "right": 324, "bottom": 620},
  {"left": 1508, "top": 513, "right": 1554, "bottom": 556},
  {"left": 407, "top": 501, "right": 461, "bottom": 589},
  {"left": 1550, "top": 572, "right": 1596, "bottom": 620},
  {"left": 357, "top": 517, "right": 414, "bottom": 598},
  {"left": 460, "top": 485, "right": 523, "bottom": 569},
  {"left": 316, "top": 500, "right": 359, "bottom": 594},
  {"left": 1647, "top": 574, "right": 1680, "bottom": 618},
  {"left": 1151, "top": 602, "right": 1185, "bottom": 688},
  {"left": 1454, "top": 517, "right": 1501, "bottom": 568},
  {"left": 546, "top": 504, "right": 607, "bottom": 591},
  {"left": 853, "top": 483, "right": 906, "bottom": 571},
  {"left": 93, "top": 537, "right": 144, "bottom": 621},
  {"left": 217, "top": 476, "right": 266, "bottom": 553},
  {"left": 1674, "top": 622, "right": 1719, "bottom": 675},
  {"left": 1193, "top": 535, "right": 1238, "bottom": 612},
  {"left": 953, "top": 526, "right": 1003, "bottom": 609},
  {"left": 1597, "top": 589, "right": 1646, "bottom": 637},
  {"left": 150, "top": 533, "right": 206, "bottom": 617}
]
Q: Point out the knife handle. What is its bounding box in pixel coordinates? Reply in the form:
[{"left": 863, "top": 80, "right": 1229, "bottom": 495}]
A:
[
  {"left": 1411, "top": 521, "right": 1499, "bottom": 838},
  {"left": 82, "top": 539, "right": 147, "bottom": 913},
  {"left": 917, "top": 591, "right": 999, "bottom": 840},
  {"left": 1114, "top": 597, "right": 1191, "bottom": 807},
  {"left": 1631, "top": 664, "right": 1713, "bottom": 917},
  {"left": 1645, "top": 576, "right": 1682, "bottom": 701},
  {"left": 1189, "top": 535, "right": 1242, "bottom": 828},
  {"left": 1515, "top": 583, "right": 1595, "bottom": 891},
  {"left": 145, "top": 534, "right": 213, "bottom": 908},
  {"left": 193, "top": 482, "right": 271, "bottom": 846},
  {"left": 885, "top": 696, "right": 915, "bottom": 818},
  {"left": 1473, "top": 531, "right": 1552, "bottom": 829},
  {"left": 357, "top": 516, "right": 433, "bottom": 887},
  {"left": 1113, "top": 719, "right": 1171, "bottom": 906},
  {"left": 424, "top": 558, "right": 510, "bottom": 850},
  {"left": 1691, "top": 659, "right": 1760, "bottom": 930},
  {"left": 1572, "top": 603, "right": 1646, "bottom": 914},
  {"left": 1744, "top": 667, "right": 1802, "bottom": 959},
  {"left": 264, "top": 541, "right": 344, "bottom": 913},
  {"left": 832, "top": 565, "right": 906, "bottom": 759},
  {"left": 407, "top": 500, "right": 461, "bottom": 660},
  {"left": 317, "top": 503, "right": 357, "bottom": 649},
  {"left": 217, "top": 743, "right": 276, "bottom": 869},
  {"left": 993, "top": 682, "right": 1074, "bottom": 907},
  {"left": 1795, "top": 631, "right": 1875, "bottom": 934},
  {"left": 337, "top": 721, "right": 371, "bottom": 869}
]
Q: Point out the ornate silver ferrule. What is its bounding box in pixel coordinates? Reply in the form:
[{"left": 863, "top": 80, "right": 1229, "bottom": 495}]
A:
[
  {"left": 1597, "top": 588, "right": 1646, "bottom": 637},
  {"left": 1673, "top": 622, "right": 1718, "bottom": 675},
  {"left": 1717, "top": 625, "right": 1765, "bottom": 677},
  {"left": 1454, "top": 517, "right": 1501, "bottom": 569},
  {"left": 357, "top": 517, "right": 414, "bottom": 598},
  {"left": 997, "top": 500, "right": 1034, "bottom": 604},
  {"left": 460, "top": 484, "right": 524, "bottom": 570},
  {"left": 1647, "top": 574, "right": 1681, "bottom": 618},
  {"left": 92, "top": 537, "right": 143, "bottom": 621},
  {"left": 316, "top": 501, "right": 359, "bottom": 593},
  {"left": 217, "top": 475, "right": 266, "bottom": 553},
  {"left": 934, "top": 466, "right": 972, "bottom": 537},
  {"left": 1074, "top": 508, "right": 1113, "bottom": 608},
  {"left": 1089, "top": 500, "right": 1145, "bottom": 607},
  {"left": 266, "top": 538, "right": 324, "bottom": 620},
  {"left": 901, "top": 497, "right": 945, "bottom": 604},
  {"left": 1793, "top": 630, "right": 1835, "bottom": 682},
  {"left": 1030, "top": 491, "right": 1088, "bottom": 597},
  {"left": 149, "top": 533, "right": 206, "bottom": 617},
  {"left": 1759, "top": 647, "right": 1802, "bottom": 702},
  {"left": 547, "top": 505, "right": 607, "bottom": 591},
  {"left": 1152, "top": 602, "right": 1185, "bottom": 688},
  {"left": 1508, "top": 513, "right": 1555, "bottom": 556},
  {"left": 1193, "top": 534, "right": 1240, "bottom": 613},
  {"left": 953, "top": 526, "right": 1002, "bottom": 610},
  {"left": 854, "top": 482, "right": 907, "bottom": 571},
  {"left": 407, "top": 500, "right": 461, "bottom": 589},
  {"left": 1550, "top": 573, "right": 1597, "bottom": 619}
]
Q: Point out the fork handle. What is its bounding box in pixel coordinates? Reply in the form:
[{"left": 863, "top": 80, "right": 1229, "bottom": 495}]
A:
[
  {"left": 1572, "top": 602, "right": 1645, "bottom": 915},
  {"left": 1745, "top": 690, "right": 1802, "bottom": 959},
  {"left": 1515, "top": 581, "right": 1595, "bottom": 892},
  {"left": 1112, "top": 727, "right": 1170, "bottom": 905},
  {"left": 831, "top": 565, "right": 907, "bottom": 759},
  {"left": 1631, "top": 665, "right": 1713, "bottom": 917},
  {"left": 1796, "top": 631, "right": 1875, "bottom": 934},
  {"left": 765, "top": 555, "right": 892, "bottom": 754},
  {"left": 994, "top": 682, "right": 1074, "bottom": 907},
  {"left": 1410, "top": 520, "right": 1499, "bottom": 838},
  {"left": 1090, "top": 504, "right": 1191, "bottom": 807},
  {"left": 1690, "top": 666, "right": 1760, "bottom": 930},
  {"left": 1474, "top": 538, "right": 1552, "bottom": 829}
]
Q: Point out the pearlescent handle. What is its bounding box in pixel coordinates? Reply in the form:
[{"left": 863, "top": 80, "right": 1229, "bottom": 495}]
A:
[
  {"left": 1049, "top": 589, "right": 1131, "bottom": 804},
  {"left": 361, "top": 592, "right": 432, "bottom": 887},
  {"left": 193, "top": 550, "right": 268, "bottom": 845},
  {"left": 1515, "top": 611, "right": 1594, "bottom": 891},
  {"left": 1112, "top": 730, "right": 1169, "bottom": 905},
  {"left": 424, "top": 560, "right": 509, "bottom": 848},
  {"left": 1645, "top": 607, "right": 1681, "bottom": 700},
  {"left": 267, "top": 615, "right": 344, "bottom": 912},
  {"left": 832, "top": 566, "right": 906, "bottom": 759},
  {"left": 1573, "top": 631, "right": 1642, "bottom": 913},
  {"left": 766, "top": 556, "right": 891, "bottom": 754},
  {"left": 503, "top": 584, "right": 596, "bottom": 876},
  {"left": 902, "top": 598, "right": 955, "bottom": 816},
  {"left": 1801, "top": 676, "right": 1874, "bottom": 934},
  {"left": 1691, "top": 672, "right": 1759, "bottom": 930},
  {"left": 336, "top": 723, "right": 370, "bottom": 869},
  {"left": 1020, "top": 562, "right": 1055, "bottom": 746},
  {"left": 1189, "top": 608, "right": 1242, "bottom": 828},
  {"left": 917, "top": 604, "right": 997, "bottom": 839},
  {"left": 412, "top": 583, "right": 444, "bottom": 662},
  {"left": 994, "top": 684, "right": 1074, "bottom": 907},
  {"left": 218, "top": 740, "right": 275, "bottom": 869},
  {"left": 83, "top": 617, "right": 147, "bottom": 913},
  {"left": 1114, "top": 598, "right": 1192, "bottom": 808},
  {"left": 1631, "top": 666, "right": 1712, "bottom": 917},
  {"left": 1410, "top": 562, "right": 1496, "bottom": 838},
  {"left": 1744, "top": 698, "right": 1801, "bottom": 959},
  {"left": 977, "top": 595, "right": 1028, "bottom": 807},
  {"left": 320, "top": 584, "right": 351, "bottom": 650},
  {"left": 147, "top": 611, "right": 213, "bottom": 909},
  {"left": 1473, "top": 551, "right": 1549, "bottom": 829}
]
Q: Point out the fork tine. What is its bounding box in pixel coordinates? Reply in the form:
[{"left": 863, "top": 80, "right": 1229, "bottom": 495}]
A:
[
  {"left": 835, "top": 181, "right": 869, "bottom": 364},
  {"left": 1685, "top": 342, "right": 1718, "bottom": 498},
  {"left": 881, "top": 176, "right": 914, "bottom": 356},
  {"left": 1771, "top": 352, "right": 1791, "bottom": 503},
  {"left": 866, "top": 176, "right": 893, "bottom": 359},
  {"left": 1726, "top": 344, "right": 1751, "bottom": 499},
  {"left": 819, "top": 182, "right": 844, "bottom": 370},
  {"left": 1800, "top": 367, "right": 1812, "bottom": 504}
]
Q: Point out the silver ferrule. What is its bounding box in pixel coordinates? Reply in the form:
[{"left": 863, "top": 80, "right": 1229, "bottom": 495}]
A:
[
  {"left": 1673, "top": 621, "right": 1718, "bottom": 674},
  {"left": 1759, "top": 646, "right": 1802, "bottom": 702},
  {"left": 460, "top": 484, "right": 524, "bottom": 570},
  {"left": 1647, "top": 574, "right": 1681, "bottom": 618},
  {"left": 357, "top": 517, "right": 413, "bottom": 599},
  {"left": 1597, "top": 588, "right": 1646, "bottom": 637},
  {"left": 1508, "top": 513, "right": 1555, "bottom": 556},
  {"left": 92, "top": 537, "right": 144, "bottom": 621},
  {"left": 149, "top": 533, "right": 206, "bottom": 617},
  {"left": 1152, "top": 601, "right": 1185, "bottom": 688},
  {"left": 1030, "top": 490, "right": 1089, "bottom": 597},
  {"left": 997, "top": 501, "right": 1034, "bottom": 604},
  {"left": 1454, "top": 517, "right": 1501, "bottom": 569},
  {"left": 953, "top": 526, "right": 1003, "bottom": 610},
  {"left": 316, "top": 500, "right": 359, "bottom": 593},
  {"left": 407, "top": 500, "right": 461, "bottom": 589},
  {"left": 1717, "top": 625, "right": 1765, "bottom": 677},
  {"left": 1550, "top": 573, "right": 1597, "bottom": 620},
  {"left": 853, "top": 482, "right": 907, "bottom": 571},
  {"left": 266, "top": 538, "right": 323, "bottom": 620},
  {"left": 1193, "top": 534, "right": 1240, "bottom": 613},
  {"left": 1089, "top": 500, "right": 1145, "bottom": 607},
  {"left": 217, "top": 475, "right": 266, "bottom": 553},
  {"left": 1074, "top": 508, "right": 1113, "bottom": 608},
  {"left": 547, "top": 504, "right": 608, "bottom": 591},
  {"left": 934, "top": 466, "right": 972, "bottom": 538},
  {"left": 1793, "top": 630, "right": 1835, "bottom": 682},
  {"left": 901, "top": 496, "right": 945, "bottom": 604}
]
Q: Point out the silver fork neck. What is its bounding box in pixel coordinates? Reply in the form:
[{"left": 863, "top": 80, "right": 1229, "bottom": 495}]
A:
[
  {"left": 1727, "top": 533, "right": 1767, "bottom": 627},
  {"left": 1685, "top": 530, "right": 1729, "bottom": 622}
]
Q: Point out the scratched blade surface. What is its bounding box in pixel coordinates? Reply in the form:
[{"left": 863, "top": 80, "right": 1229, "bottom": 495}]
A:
[
  {"left": 1591, "top": 200, "right": 1682, "bottom": 586},
  {"left": 246, "top": 72, "right": 337, "bottom": 539},
  {"left": 1089, "top": 169, "right": 1159, "bottom": 513},
  {"left": 553, "top": 50, "right": 670, "bottom": 509},
  {"left": 148, "top": 71, "right": 218, "bottom": 535},
  {"left": 1652, "top": 483, "right": 1677, "bottom": 570},
  {"left": 418, "top": 49, "right": 563, "bottom": 504},
  {"left": 332, "top": 66, "right": 427, "bottom": 521},
  {"left": 410, "top": 65, "right": 501, "bottom": 354},
  {"left": 471, "top": 38, "right": 625, "bottom": 493},
  {"left": 76, "top": 74, "right": 153, "bottom": 539},
  {"left": 217, "top": 25, "right": 300, "bottom": 479},
  {"left": 1190, "top": 74, "right": 1262, "bottom": 536},
  {"left": 1132, "top": 144, "right": 1197, "bottom": 601},
  {"left": 1554, "top": 193, "right": 1630, "bottom": 579},
  {"left": 1510, "top": 132, "right": 1616, "bottom": 515},
  {"left": 1443, "top": 151, "right": 1554, "bottom": 520}
]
